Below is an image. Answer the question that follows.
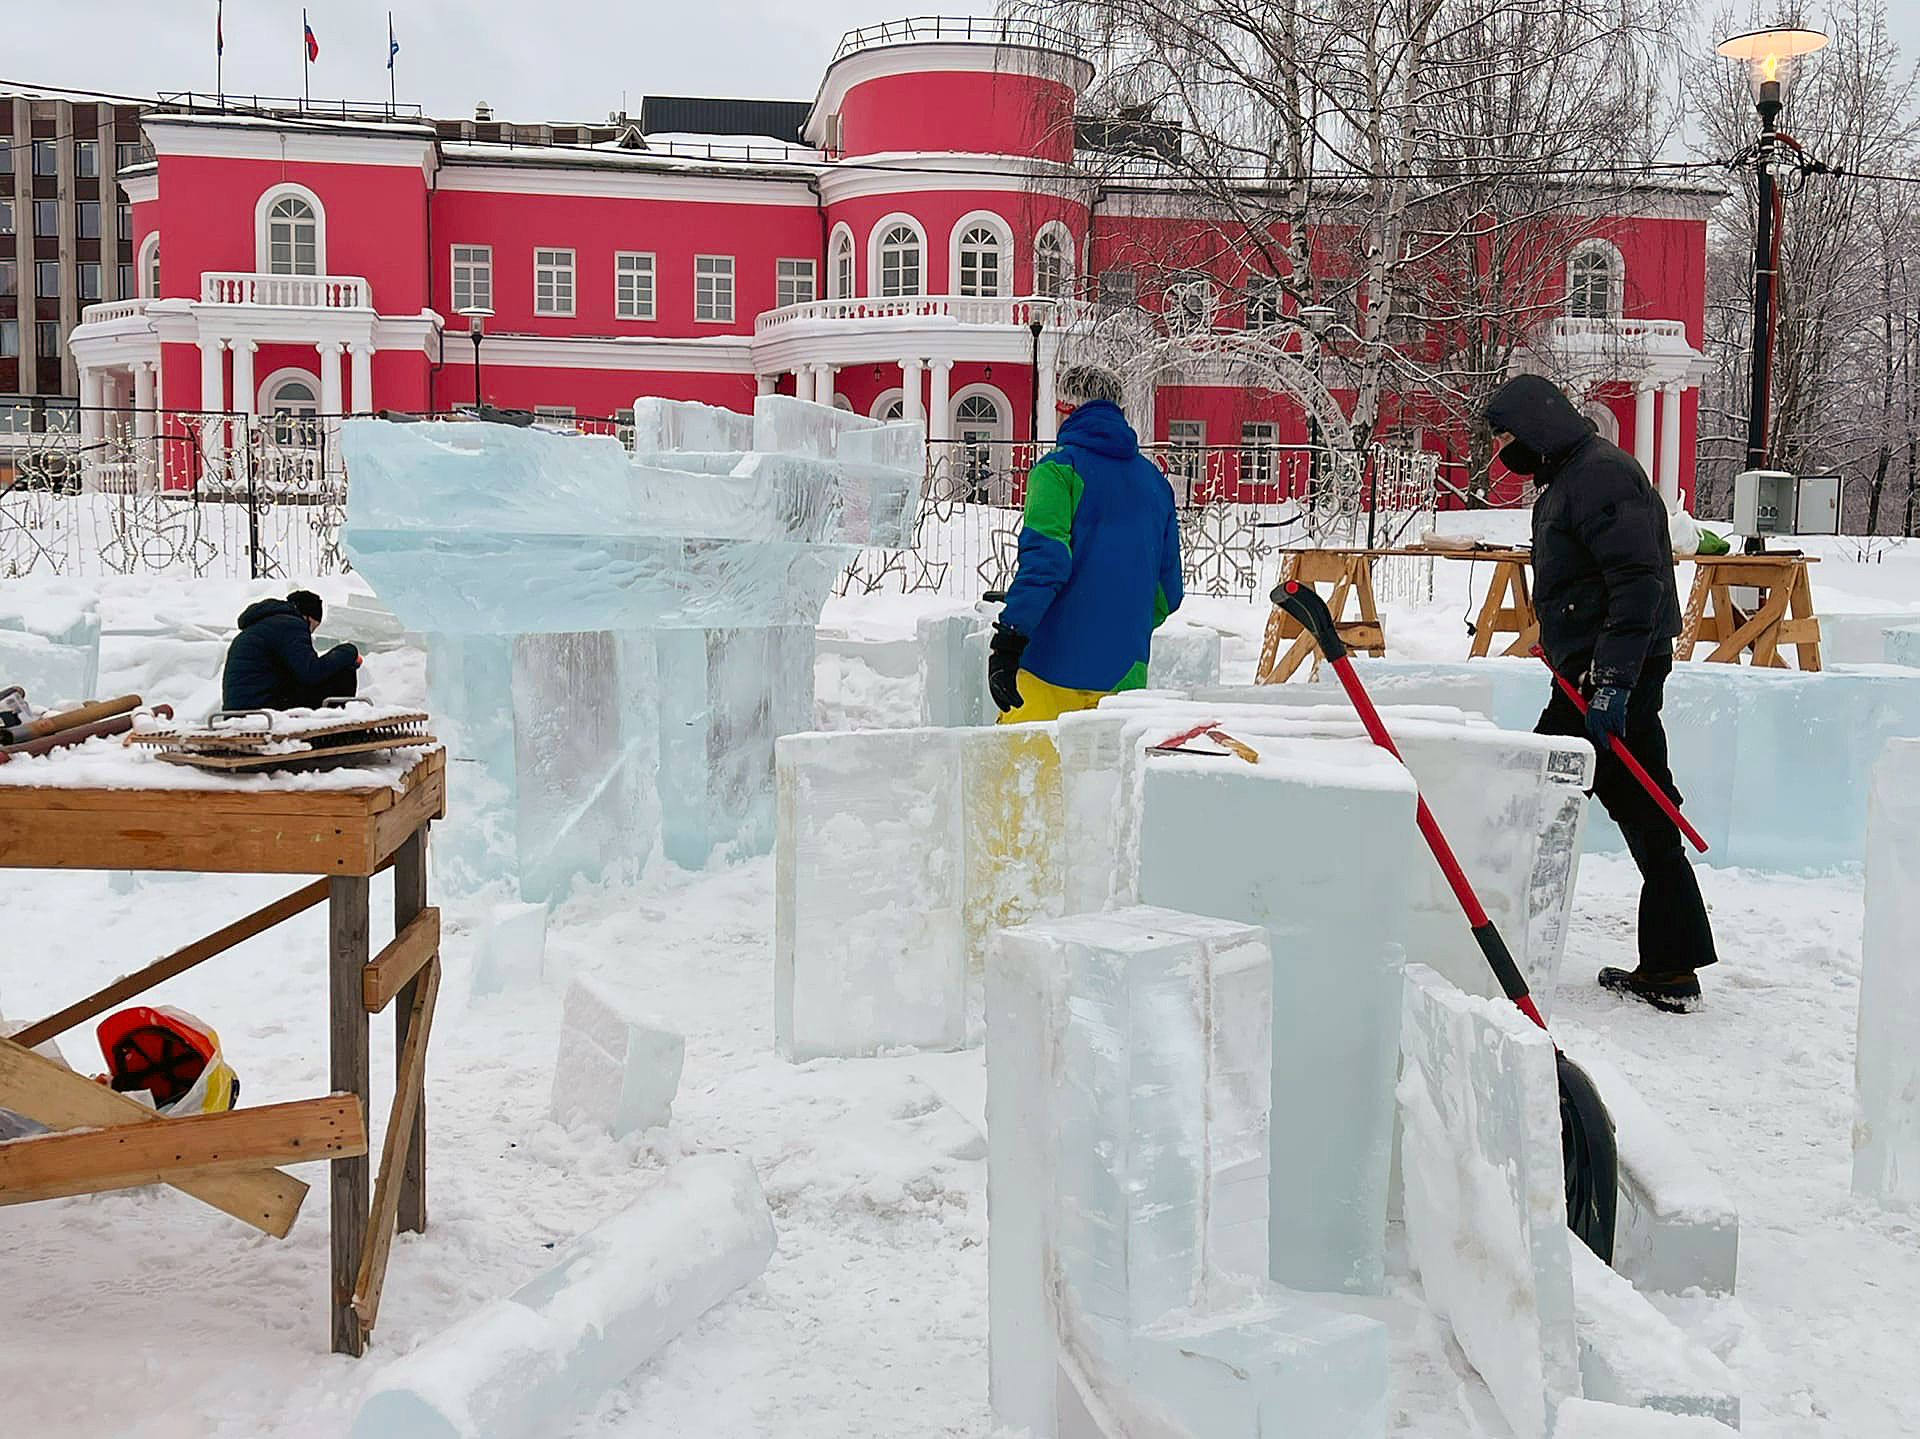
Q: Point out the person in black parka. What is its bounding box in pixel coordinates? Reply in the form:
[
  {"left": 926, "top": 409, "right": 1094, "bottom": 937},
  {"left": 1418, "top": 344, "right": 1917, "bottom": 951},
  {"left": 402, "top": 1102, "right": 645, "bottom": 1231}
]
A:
[
  {"left": 221, "top": 590, "right": 360, "bottom": 712},
  {"left": 1485, "top": 374, "right": 1717, "bottom": 1013}
]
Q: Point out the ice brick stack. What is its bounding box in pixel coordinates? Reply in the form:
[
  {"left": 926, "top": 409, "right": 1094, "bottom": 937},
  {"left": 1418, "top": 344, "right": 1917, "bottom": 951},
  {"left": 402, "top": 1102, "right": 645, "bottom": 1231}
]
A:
[
  {"left": 340, "top": 397, "right": 923, "bottom": 896},
  {"left": 988, "top": 907, "right": 1389, "bottom": 1439}
]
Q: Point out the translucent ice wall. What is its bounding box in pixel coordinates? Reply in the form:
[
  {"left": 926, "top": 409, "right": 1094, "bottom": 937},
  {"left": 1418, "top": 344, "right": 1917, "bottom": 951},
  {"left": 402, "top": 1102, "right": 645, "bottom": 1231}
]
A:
[{"left": 1855, "top": 738, "right": 1920, "bottom": 1209}]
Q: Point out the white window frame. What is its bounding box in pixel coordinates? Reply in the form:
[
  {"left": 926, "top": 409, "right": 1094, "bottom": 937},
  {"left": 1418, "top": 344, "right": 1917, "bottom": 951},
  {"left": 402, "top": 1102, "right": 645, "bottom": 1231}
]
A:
[
  {"left": 1240, "top": 422, "right": 1278, "bottom": 487},
  {"left": 1166, "top": 419, "right": 1207, "bottom": 492},
  {"left": 1097, "top": 266, "right": 1137, "bottom": 309},
  {"left": 74, "top": 140, "right": 99, "bottom": 178},
  {"left": 1165, "top": 274, "right": 1214, "bottom": 334},
  {"left": 138, "top": 233, "right": 160, "bottom": 299},
  {"left": 257, "top": 367, "right": 323, "bottom": 432},
  {"left": 949, "top": 209, "right": 1012, "bottom": 298},
  {"left": 615, "top": 251, "right": 656, "bottom": 320},
  {"left": 869, "top": 214, "right": 926, "bottom": 299},
  {"left": 534, "top": 247, "right": 575, "bottom": 317},
  {"left": 253, "top": 183, "right": 325, "bottom": 276},
  {"left": 1565, "top": 238, "right": 1624, "bottom": 321},
  {"left": 870, "top": 388, "right": 905, "bottom": 421},
  {"left": 1243, "top": 274, "right": 1283, "bottom": 334},
  {"left": 1033, "top": 220, "right": 1074, "bottom": 300},
  {"left": 452, "top": 244, "right": 493, "bottom": 314},
  {"left": 950, "top": 382, "right": 1013, "bottom": 442},
  {"left": 829, "top": 223, "right": 855, "bottom": 299},
  {"left": 694, "top": 254, "right": 735, "bottom": 323},
  {"left": 776, "top": 257, "right": 817, "bottom": 309}
]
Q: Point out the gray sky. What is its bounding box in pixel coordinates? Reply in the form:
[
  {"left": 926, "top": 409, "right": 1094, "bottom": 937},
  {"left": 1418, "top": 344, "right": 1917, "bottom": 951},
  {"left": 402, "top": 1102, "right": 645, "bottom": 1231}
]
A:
[{"left": 8, "top": 1, "right": 1919, "bottom": 135}]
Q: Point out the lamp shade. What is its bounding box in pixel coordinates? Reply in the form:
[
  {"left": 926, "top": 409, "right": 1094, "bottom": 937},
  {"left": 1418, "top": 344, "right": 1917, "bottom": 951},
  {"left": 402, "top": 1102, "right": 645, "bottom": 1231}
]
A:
[{"left": 1716, "top": 27, "right": 1828, "bottom": 100}]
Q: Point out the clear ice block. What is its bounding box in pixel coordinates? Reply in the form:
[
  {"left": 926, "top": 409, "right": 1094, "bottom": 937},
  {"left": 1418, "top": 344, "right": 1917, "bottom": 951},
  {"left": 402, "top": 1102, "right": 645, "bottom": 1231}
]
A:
[
  {"left": 1886, "top": 625, "right": 1920, "bottom": 668},
  {"left": 470, "top": 901, "right": 549, "bottom": 998},
  {"left": 1568, "top": 1241, "right": 1740, "bottom": 1427},
  {"left": 1146, "top": 622, "right": 1223, "bottom": 692},
  {"left": 1855, "top": 737, "right": 1920, "bottom": 1209},
  {"left": 1132, "top": 742, "right": 1418, "bottom": 1295},
  {"left": 1398, "top": 963, "right": 1578, "bottom": 1439},
  {"left": 549, "top": 974, "right": 684, "bottom": 1137}
]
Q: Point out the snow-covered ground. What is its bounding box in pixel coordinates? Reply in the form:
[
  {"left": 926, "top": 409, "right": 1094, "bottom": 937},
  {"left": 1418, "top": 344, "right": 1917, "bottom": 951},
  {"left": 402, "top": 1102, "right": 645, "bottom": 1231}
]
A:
[{"left": 4, "top": 538, "right": 1920, "bottom": 1437}]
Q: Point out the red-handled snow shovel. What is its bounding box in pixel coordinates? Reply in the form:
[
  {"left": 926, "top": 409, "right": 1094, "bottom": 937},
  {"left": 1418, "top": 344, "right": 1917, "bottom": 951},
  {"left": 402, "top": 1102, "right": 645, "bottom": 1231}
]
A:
[{"left": 1273, "top": 579, "right": 1617, "bottom": 1262}]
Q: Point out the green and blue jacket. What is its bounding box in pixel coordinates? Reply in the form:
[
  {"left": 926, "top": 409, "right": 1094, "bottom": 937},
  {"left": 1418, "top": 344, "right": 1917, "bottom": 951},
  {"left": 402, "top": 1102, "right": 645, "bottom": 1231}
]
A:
[{"left": 998, "top": 400, "right": 1183, "bottom": 693}]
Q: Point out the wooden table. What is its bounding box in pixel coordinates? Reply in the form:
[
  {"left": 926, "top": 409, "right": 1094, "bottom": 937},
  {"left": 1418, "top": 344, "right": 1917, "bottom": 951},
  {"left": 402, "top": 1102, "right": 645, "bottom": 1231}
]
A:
[{"left": 0, "top": 747, "right": 446, "bottom": 1356}]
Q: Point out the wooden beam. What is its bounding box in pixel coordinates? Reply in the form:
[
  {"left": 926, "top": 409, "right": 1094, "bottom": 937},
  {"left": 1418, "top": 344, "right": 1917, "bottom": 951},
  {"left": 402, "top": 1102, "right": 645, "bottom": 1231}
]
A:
[
  {"left": 0, "top": 1039, "right": 307, "bottom": 1237},
  {"left": 13, "top": 878, "right": 334, "bottom": 1050},
  {"left": 361, "top": 907, "right": 440, "bottom": 1014},
  {"left": 0, "top": 1095, "right": 366, "bottom": 1206},
  {"left": 392, "top": 828, "right": 430, "bottom": 1234},
  {"left": 330, "top": 876, "right": 372, "bottom": 1358},
  {"left": 351, "top": 957, "right": 439, "bottom": 1334}
]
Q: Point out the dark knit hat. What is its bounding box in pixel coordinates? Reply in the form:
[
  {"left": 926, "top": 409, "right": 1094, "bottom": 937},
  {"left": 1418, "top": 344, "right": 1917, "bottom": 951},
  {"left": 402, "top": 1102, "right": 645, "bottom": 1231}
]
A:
[{"left": 288, "top": 590, "right": 324, "bottom": 623}]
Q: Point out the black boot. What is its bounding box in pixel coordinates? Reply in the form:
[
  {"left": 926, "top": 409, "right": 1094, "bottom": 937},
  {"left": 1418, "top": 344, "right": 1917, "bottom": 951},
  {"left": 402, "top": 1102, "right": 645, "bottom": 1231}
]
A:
[{"left": 1598, "top": 966, "right": 1702, "bottom": 1014}]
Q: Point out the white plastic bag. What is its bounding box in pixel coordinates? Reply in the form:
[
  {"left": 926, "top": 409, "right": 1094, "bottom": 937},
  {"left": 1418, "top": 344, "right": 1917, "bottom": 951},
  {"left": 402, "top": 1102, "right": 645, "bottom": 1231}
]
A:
[{"left": 1668, "top": 505, "right": 1703, "bottom": 557}]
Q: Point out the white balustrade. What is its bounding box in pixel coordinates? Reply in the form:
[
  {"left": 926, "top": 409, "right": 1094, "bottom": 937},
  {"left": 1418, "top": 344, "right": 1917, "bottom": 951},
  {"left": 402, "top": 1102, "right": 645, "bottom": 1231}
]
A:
[
  {"left": 1548, "top": 317, "right": 1688, "bottom": 344},
  {"left": 755, "top": 294, "right": 1089, "bottom": 335},
  {"left": 78, "top": 299, "right": 152, "bottom": 325},
  {"left": 200, "top": 272, "right": 373, "bottom": 308}
]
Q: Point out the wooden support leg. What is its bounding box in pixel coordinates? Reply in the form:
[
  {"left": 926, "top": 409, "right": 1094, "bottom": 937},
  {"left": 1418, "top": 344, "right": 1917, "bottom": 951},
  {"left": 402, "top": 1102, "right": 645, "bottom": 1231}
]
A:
[
  {"left": 1468, "top": 564, "right": 1510, "bottom": 659},
  {"left": 329, "top": 875, "right": 371, "bottom": 1358},
  {"left": 393, "top": 827, "right": 430, "bottom": 1235},
  {"left": 1676, "top": 564, "right": 1712, "bottom": 660}
]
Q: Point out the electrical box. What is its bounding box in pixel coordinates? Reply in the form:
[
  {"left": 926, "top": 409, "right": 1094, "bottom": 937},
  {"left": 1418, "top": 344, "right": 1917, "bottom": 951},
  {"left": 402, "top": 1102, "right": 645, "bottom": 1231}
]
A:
[
  {"left": 1733, "top": 469, "right": 1797, "bottom": 536},
  {"left": 1796, "top": 473, "right": 1842, "bottom": 535}
]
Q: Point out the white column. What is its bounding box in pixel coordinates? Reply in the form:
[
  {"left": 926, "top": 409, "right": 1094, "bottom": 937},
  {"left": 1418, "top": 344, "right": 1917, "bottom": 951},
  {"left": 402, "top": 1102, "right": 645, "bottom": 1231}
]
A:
[
  {"left": 350, "top": 343, "right": 374, "bottom": 416},
  {"left": 1633, "top": 386, "right": 1655, "bottom": 476},
  {"left": 78, "top": 368, "right": 104, "bottom": 442},
  {"left": 757, "top": 374, "right": 778, "bottom": 397},
  {"left": 1037, "top": 348, "right": 1059, "bottom": 444},
  {"left": 901, "top": 357, "right": 925, "bottom": 428},
  {"left": 817, "top": 364, "right": 838, "bottom": 407},
  {"left": 319, "top": 342, "right": 344, "bottom": 417},
  {"left": 1658, "top": 382, "right": 1683, "bottom": 506},
  {"left": 230, "top": 339, "right": 257, "bottom": 418},
  {"left": 133, "top": 362, "right": 158, "bottom": 492},
  {"left": 198, "top": 338, "right": 226, "bottom": 469},
  {"left": 927, "top": 359, "right": 952, "bottom": 440}
]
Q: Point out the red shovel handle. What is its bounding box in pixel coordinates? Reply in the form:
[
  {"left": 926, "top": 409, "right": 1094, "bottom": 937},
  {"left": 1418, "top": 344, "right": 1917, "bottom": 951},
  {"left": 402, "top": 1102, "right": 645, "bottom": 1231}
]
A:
[{"left": 1529, "top": 648, "right": 1708, "bottom": 855}]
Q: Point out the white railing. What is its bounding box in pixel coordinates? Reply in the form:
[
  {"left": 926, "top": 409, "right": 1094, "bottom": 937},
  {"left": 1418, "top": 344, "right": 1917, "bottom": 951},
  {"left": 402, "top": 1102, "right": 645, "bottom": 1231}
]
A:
[
  {"left": 78, "top": 299, "right": 152, "bottom": 325},
  {"left": 831, "top": 15, "right": 1086, "bottom": 62},
  {"left": 755, "top": 294, "right": 1090, "bottom": 335},
  {"left": 201, "top": 272, "right": 372, "bottom": 308},
  {"left": 1549, "top": 317, "right": 1689, "bottom": 344}
]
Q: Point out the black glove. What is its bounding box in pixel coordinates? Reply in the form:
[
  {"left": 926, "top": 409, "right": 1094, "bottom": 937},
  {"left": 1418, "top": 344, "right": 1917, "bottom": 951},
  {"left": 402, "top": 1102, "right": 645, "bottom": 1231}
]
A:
[
  {"left": 988, "top": 625, "right": 1028, "bottom": 714},
  {"left": 1584, "top": 684, "right": 1629, "bottom": 752}
]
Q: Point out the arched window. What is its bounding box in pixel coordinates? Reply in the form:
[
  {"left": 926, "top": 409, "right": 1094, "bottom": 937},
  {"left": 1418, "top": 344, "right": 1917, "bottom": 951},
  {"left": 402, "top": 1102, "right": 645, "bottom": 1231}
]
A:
[
  {"left": 263, "top": 374, "right": 320, "bottom": 445},
  {"left": 877, "top": 223, "right": 922, "bottom": 298},
  {"left": 1035, "top": 227, "right": 1069, "bottom": 299},
  {"left": 830, "top": 227, "right": 854, "bottom": 299},
  {"left": 138, "top": 234, "right": 160, "bottom": 299},
  {"left": 953, "top": 387, "right": 1009, "bottom": 501},
  {"left": 957, "top": 225, "right": 1004, "bottom": 297},
  {"left": 1583, "top": 401, "right": 1620, "bottom": 444},
  {"left": 871, "top": 389, "right": 905, "bottom": 421},
  {"left": 1566, "top": 240, "right": 1623, "bottom": 320},
  {"left": 956, "top": 392, "right": 1002, "bottom": 438},
  {"left": 266, "top": 196, "right": 319, "bottom": 275}
]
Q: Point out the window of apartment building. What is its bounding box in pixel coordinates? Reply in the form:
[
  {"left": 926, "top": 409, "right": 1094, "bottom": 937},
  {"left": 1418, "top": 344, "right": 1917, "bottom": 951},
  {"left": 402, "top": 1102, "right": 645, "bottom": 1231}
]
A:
[
  {"left": 1244, "top": 275, "right": 1282, "bottom": 333},
  {"left": 451, "top": 245, "right": 492, "bottom": 313},
  {"left": 36, "top": 321, "right": 61, "bottom": 359},
  {"left": 0, "top": 320, "right": 16, "bottom": 358},
  {"left": 77, "top": 202, "right": 100, "bottom": 240},
  {"left": 78, "top": 263, "right": 101, "bottom": 301},
  {"left": 694, "top": 255, "right": 734, "bottom": 323},
  {"left": 117, "top": 263, "right": 133, "bottom": 298},
  {"left": 0, "top": 261, "right": 14, "bottom": 298},
  {"left": 33, "top": 140, "right": 57, "bottom": 177},
  {"left": 615, "top": 253, "right": 655, "bottom": 320},
  {"left": 0, "top": 141, "right": 11, "bottom": 176},
  {"left": 1240, "top": 422, "right": 1277, "bottom": 488},
  {"left": 1165, "top": 275, "right": 1213, "bottom": 334},
  {"left": 956, "top": 224, "right": 1004, "bottom": 297},
  {"left": 75, "top": 140, "right": 99, "bottom": 178},
  {"left": 1097, "top": 267, "right": 1137, "bottom": 309},
  {"left": 876, "top": 224, "right": 921, "bottom": 298},
  {"left": 34, "top": 200, "right": 58, "bottom": 237},
  {"left": 117, "top": 205, "right": 132, "bottom": 243},
  {"left": 1166, "top": 420, "right": 1206, "bottom": 494},
  {"left": 830, "top": 230, "right": 853, "bottom": 299},
  {"left": 267, "top": 195, "right": 320, "bottom": 275},
  {"left": 534, "top": 248, "right": 574, "bottom": 315},
  {"left": 35, "top": 262, "right": 59, "bottom": 298},
  {"left": 775, "top": 258, "right": 815, "bottom": 308},
  {"left": 0, "top": 199, "right": 12, "bottom": 235},
  {"left": 1035, "top": 228, "right": 1068, "bottom": 300},
  {"left": 116, "top": 141, "right": 147, "bottom": 171}
]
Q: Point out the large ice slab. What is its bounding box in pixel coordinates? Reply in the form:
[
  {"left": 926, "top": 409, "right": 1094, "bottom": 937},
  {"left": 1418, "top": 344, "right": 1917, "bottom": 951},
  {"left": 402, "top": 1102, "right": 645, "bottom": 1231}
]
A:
[
  {"left": 1855, "top": 738, "right": 1920, "bottom": 1209},
  {"left": 349, "top": 1153, "right": 775, "bottom": 1439},
  {"left": 0, "top": 592, "right": 100, "bottom": 707},
  {"left": 988, "top": 906, "right": 1387, "bottom": 1439},
  {"left": 1398, "top": 963, "right": 1579, "bottom": 1439},
  {"left": 1134, "top": 741, "right": 1419, "bottom": 1295},
  {"left": 1569, "top": 1242, "right": 1740, "bottom": 1427},
  {"left": 549, "top": 975, "right": 684, "bottom": 1137}
]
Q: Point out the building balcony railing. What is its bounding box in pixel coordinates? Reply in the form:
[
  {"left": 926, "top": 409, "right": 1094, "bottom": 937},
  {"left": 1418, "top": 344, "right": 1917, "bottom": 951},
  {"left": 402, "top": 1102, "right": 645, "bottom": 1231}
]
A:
[
  {"left": 755, "top": 294, "right": 1088, "bottom": 336},
  {"left": 200, "top": 272, "right": 373, "bottom": 308},
  {"left": 830, "top": 15, "right": 1088, "bottom": 62},
  {"left": 1548, "top": 317, "right": 1689, "bottom": 345},
  {"left": 78, "top": 299, "right": 153, "bottom": 325}
]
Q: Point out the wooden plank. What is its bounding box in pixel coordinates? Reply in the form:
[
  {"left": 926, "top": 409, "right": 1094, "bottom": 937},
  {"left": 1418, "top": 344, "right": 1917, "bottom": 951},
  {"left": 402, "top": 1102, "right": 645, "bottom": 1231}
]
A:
[
  {"left": 0, "top": 1095, "right": 366, "bottom": 1206},
  {"left": 361, "top": 907, "right": 441, "bottom": 1013},
  {"left": 1789, "top": 565, "right": 1822, "bottom": 672},
  {"left": 13, "top": 877, "right": 333, "bottom": 1049},
  {"left": 0, "top": 1038, "right": 307, "bottom": 1237},
  {"left": 0, "top": 784, "right": 395, "bottom": 819},
  {"left": 351, "top": 957, "right": 439, "bottom": 1333},
  {"left": 329, "top": 876, "right": 372, "bottom": 1358},
  {"left": 393, "top": 828, "right": 430, "bottom": 1235},
  {"left": 1676, "top": 565, "right": 1713, "bottom": 660},
  {"left": 0, "top": 806, "right": 374, "bottom": 875},
  {"left": 368, "top": 750, "right": 448, "bottom": 873}
]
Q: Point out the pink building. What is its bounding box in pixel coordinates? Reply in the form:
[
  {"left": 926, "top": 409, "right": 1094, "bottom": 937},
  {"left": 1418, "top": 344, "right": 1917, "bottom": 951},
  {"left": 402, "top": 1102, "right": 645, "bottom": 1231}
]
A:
[{"left": 67, "top": 16, "right": 1715, "bottom": 504}]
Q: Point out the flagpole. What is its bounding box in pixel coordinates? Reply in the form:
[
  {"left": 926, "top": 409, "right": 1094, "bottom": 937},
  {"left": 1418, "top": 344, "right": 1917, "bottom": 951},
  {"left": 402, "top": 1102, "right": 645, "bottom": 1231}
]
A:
[
  {"left": 302, "top": 7, "right": 310, "bottom": 109},
  {"left": 388, "top": 11, "right": 396, "bottom": 114},
  {"left": 216, "top": 0, "right": 224, "bottom": 108}
]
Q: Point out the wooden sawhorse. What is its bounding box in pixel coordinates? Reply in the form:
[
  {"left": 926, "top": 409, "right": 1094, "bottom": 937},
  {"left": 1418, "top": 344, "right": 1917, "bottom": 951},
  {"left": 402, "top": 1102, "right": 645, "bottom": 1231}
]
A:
[
  {"left": 1677, "top": 554, "right": 1823, "bottom": 670},
  {"left": 1256, "top": 549, "right": 1388, "bottom": 682}
]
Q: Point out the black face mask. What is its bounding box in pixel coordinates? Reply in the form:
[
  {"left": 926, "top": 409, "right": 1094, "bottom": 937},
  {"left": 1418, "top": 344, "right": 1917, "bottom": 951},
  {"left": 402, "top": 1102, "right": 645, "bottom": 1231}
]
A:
[{"left": 1499, "top": 438, "right": 1545, "bottom": 475}]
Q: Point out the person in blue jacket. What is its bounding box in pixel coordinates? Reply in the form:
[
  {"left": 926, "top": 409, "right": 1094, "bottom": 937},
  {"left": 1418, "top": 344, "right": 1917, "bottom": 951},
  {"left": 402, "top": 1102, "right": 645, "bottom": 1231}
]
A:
[
  {"left": 221, "top": 590, "right": 360, "bottom": 712},
  {"left": 989, "top": 365, "right": 1183, "bottom": 721}
]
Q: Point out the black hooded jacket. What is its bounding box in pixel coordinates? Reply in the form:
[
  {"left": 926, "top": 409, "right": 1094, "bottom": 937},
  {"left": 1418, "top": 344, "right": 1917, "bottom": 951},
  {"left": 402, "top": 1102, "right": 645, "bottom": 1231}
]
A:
[
  {"left": 221, "top": 599, "right": 359, "bottom": 710},
  {"left": 1486, "top": 374, "right": 1680, "bottom": 689}
]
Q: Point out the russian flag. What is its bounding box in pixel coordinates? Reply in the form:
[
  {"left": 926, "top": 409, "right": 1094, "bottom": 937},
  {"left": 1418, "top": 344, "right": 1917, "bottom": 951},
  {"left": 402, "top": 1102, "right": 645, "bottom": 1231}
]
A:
[{"left": 304, "top": 15, "right": 319, "bottom": 61}]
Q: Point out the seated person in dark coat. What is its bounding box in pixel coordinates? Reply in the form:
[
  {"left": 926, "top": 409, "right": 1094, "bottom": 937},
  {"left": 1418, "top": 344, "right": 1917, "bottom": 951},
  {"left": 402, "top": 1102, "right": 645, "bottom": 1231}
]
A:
[{"left": 221, "top": 590, "right": 360, "bottom": 711}]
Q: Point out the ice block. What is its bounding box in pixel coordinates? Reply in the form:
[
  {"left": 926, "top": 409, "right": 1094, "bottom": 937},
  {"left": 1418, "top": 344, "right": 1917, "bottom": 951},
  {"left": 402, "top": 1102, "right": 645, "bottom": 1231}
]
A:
[
  {"left": 549, "top": 974, "right": 684, "bottom": 1137},
  {"left": 470, "top": 901, "right": 549, "bottom": 998},
  {"left": 1569, "top": 1241, "right": 1740, "bottom": 1427},
  {"left": 1855, "top": 738, "right": 1920, "bottom": 1209}
]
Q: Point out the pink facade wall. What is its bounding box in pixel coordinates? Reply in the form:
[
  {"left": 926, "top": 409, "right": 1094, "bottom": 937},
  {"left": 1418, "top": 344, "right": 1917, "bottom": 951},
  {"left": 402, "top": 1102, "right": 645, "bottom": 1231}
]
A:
[
  {"left": 836, "top": 69, "right": 1076, "bottom": 162},
  {"left": 427, "top": 361, "right": 754, "bottom": 416},
  {"left": 826, "top": 190, "right": 1088, "bottom": 296}
]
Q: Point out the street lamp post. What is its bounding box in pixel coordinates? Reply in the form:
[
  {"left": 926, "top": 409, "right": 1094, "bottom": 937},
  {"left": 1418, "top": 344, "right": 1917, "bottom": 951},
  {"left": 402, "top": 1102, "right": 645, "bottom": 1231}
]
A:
[
  {"left": 458, "top": 305, "right": 494, "bottom": 411},
  {"left": 1028, "top": 313, "right": 1047, "bottom": 450},
  {"left": 1714, "top": 27, "right": 1828, "bottom": 473}
]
